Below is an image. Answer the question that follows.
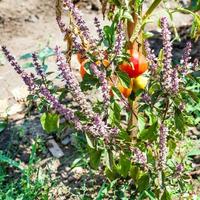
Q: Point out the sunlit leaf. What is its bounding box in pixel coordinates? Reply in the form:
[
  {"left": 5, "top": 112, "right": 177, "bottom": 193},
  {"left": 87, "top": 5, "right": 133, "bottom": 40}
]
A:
[{"left": 40, "top": 112, "right": 60, "bottom": 133}]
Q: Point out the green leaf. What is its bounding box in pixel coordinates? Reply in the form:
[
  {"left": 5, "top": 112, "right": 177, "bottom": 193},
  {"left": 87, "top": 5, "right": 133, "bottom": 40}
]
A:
[
  {"left": 189, "top": 0, "right": 200, "bottom": 11},
  {"left": 29, "top": 142, "right": 37, "bottom": 165},
  {"left": 161, "top": 189, "right": 171, "bottom": 200},
  {"left": 111, "top": 86, "right": 123, "bottom": 99},
  {"left": 108, "top": 101, "right": 121, "bottom": 126},
  {"left": 22, "top": 62, "right": 34, "bottom": 68},
  {"left": 103, "top": 24, "right": 115, "bottom": 45},
  {"left": 137, "top": 114, "right": 145, "bottom": 132},
  {"left": 144, "top": 190, "right": 156, "bottom": 200},
  {"left": 137, "top": 174, "right": 149, "bottom": 192},
  {"left": 0, "top": 120, "right": 7, "bottom": 133},
  {"left": 118, "top": 154, "right": 130, "bottom": 178},
  {"left": 88, "top": 146, "right": 102, "bottom": 170},
  {"left": 118, "top": 130, "right": 131, "bottom": 142},
  {"left": 0, "top": 152, "right": 24, "bottom": 171},
  {"left": 187, "top": 149, "right": 200, "bottom": 157},
  {"left": 187, "top": 90, "right": 199, "bottom": 103},
  {"left": 71, "top": 158, "right": 83, "bottom": 168},
  {"left": 38, "top": 47, "right": 54, "bottom": 60},
  {"left": 168, "top": 139, "right": 176, "bottom": 158},
  {"left": 104, "top": 149, "right": 114, "bottom": 171},
  {"left": 191, "top": 71, "right": 200, "bottom": 78},
  {"left": 85, "top": 133, "right": 95, "bottom": 149},
  {"left": 40, "top": 112, "right": 60, "bottom": 133},
  {"left": 130, "top": 165, "right": 140, "bottom": 182},
  {"left": 104, "top": 167, "right": 118, "bottom": 181},
  {"left": 19, "top": 53, "right": 33, "bottom": 60},
  {"left": 116, "top": 71, "right": 131, "bottom": 88},
  {"left": 174, "top": 108, "right": 185, "bottom": 133},
  {"left": 139, "top": 122, "right": 158, "bottom": 141},
  {"left": 143, "top": 31, "right": 154, "bottom": 39}
]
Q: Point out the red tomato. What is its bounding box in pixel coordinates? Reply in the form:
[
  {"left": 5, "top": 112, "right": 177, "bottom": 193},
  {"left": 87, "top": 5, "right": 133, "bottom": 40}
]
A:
[{"left": 119, "top": 49, "right": 148, "bottom": 78}]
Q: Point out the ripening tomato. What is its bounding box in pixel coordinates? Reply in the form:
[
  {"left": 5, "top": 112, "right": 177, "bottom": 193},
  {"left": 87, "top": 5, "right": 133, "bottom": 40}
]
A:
[
  {"left": 80, "top": 60, "right": 87, "bottom": 78},
  {"left": 117, "top": 79, "right": 133, "bottom": 98},
  {"left": 132, "top": 75, "right": 148, "bottom": 93},
  {"left": 80, "top": 59, "right": 110, "bottom": 79},
  {"left": 119, "top": 49, "right": 148, "bottom": 78},
  {"left": 77, "top": 53, "right": 86, "bottom": 64}
]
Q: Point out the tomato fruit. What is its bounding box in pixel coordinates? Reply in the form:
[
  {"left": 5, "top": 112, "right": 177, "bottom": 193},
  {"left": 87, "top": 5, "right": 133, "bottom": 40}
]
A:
[
  {"left": 119, "top": 49, "right": 148, "bottom": 78},
  {"left": 117, "top": 79, "right": 133, "bottom": 98},
  {"left": 132, "top": 75, "right": 148, "bottom": 93},
  {"left": 80, "top": 59, "right": 110, "bottom": 79},
  {"left": 77, "top": 53, "right": 86, "bottom": 64},
  {"left": 80, "top": 60, "right": 87, "bottom": 78}
]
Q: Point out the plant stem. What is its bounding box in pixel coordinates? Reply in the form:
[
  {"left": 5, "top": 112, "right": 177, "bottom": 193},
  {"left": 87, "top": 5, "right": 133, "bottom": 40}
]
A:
[
  {"left": 162, "top": 98, "right": 170, "bottom": 123},
  {"left": 142, "top": 0, "right": 163, "bottom": 21}
]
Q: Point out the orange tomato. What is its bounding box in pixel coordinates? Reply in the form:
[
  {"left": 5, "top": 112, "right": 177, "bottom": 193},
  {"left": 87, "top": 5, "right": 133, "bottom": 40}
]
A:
[
  {"left": 117, "top": 79, "right": 133, "bottom": 98},
  {"left": 80, "top": 60, "right": 87, "bottom": 78},
  {"left": 77, "top": 53, "right": 86, "bottom": 64},
  {"left": 119, "top": 49, "right": 148, "bottom": 78},
  {"left": 80, "top": 59, "right": 110, "bottom": 79}
]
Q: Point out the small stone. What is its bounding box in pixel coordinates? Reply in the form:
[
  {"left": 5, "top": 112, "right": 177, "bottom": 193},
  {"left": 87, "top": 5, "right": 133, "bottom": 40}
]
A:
[
  {"left": 48, "top": 159, "right": 61, "bottom": 171},
  {"left": 61, "top": 136, "right": 71, "bottom": 145},
  {"left": 189, "top": 127, "right": 200, "bottom": 139},
  {"left": 60, "top": 128, "right": 74, "bottom": 139},
  {"left": 47, "top": 139, "right": 64, "bottom": 158}
]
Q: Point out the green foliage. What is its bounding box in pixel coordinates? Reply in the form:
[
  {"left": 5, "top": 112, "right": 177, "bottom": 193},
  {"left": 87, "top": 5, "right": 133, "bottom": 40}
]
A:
[
  {"left": 40, "top": 112, "right": 60, "bottom": 133},
  {"left": 0, "top": 143, "right": 52, "bottom": 200},
  {"left": 189, "top": 0, "right": 200, "bottom": 11},
  {"left": 116, "top": 71, "right": 131, "bottom": 88}
]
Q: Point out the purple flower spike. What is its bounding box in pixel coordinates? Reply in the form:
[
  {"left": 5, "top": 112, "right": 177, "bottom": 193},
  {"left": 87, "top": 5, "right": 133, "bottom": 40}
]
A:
[
  {"left": 171, "top": 68, "right": 179, "bottom": 93},
  {"left": 2, "top": 46, "right": 23, "bottom": 74},
  {"left": 161, "top": 17, "right": 172, "bottom": 71},
  {"left": 158, "top": 124, "right": 168, "bottom": 170},
  {"left": 160, "top": 17, "right": 173, "bottom": 92},
  {"left": 55, "top": 46, "right": 94, "bottom": 118},
  {"left": 72, "top": 36, "right": 85, "bottom": 53},
  {"left": 114, "top": 21, "right": 125, "bottom": 56},
  {"left": 181, "top": 42, "right": 192, "bottom": 75},
  {"left": 141, "top": 93, "right": 151, "bottom": 104},
  {"left": 132, "top": 147, "right": 147, "bottom": 167},
  {"left": 32, "top": 53, "right": 45, "bottom": 78},
  {"left": 40, "top": 87, "right": 83, "bottom": 130},
  {"left": 55, "top": 47, "right": 118, "bottom": 139},
  {"left": 64, "top": 0, "right": 93, "bottom": 44},
  {"left": 2, "top": 46, "right": 35, "bottom": 91},
  {"left": 144, "top": 40, "right": 158, "bottom": 74},
  {"left": 90, "top": 63, "right": 110, "bottom": 110},
  {"left": 175, "top": 163, "right": 184, "bottom": 176},
  {"left": 94, "top": 17, "right": 103, "bottom": 41},
  {"left": 56, "top": 16, "right": 71, "bottom": 36}
]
